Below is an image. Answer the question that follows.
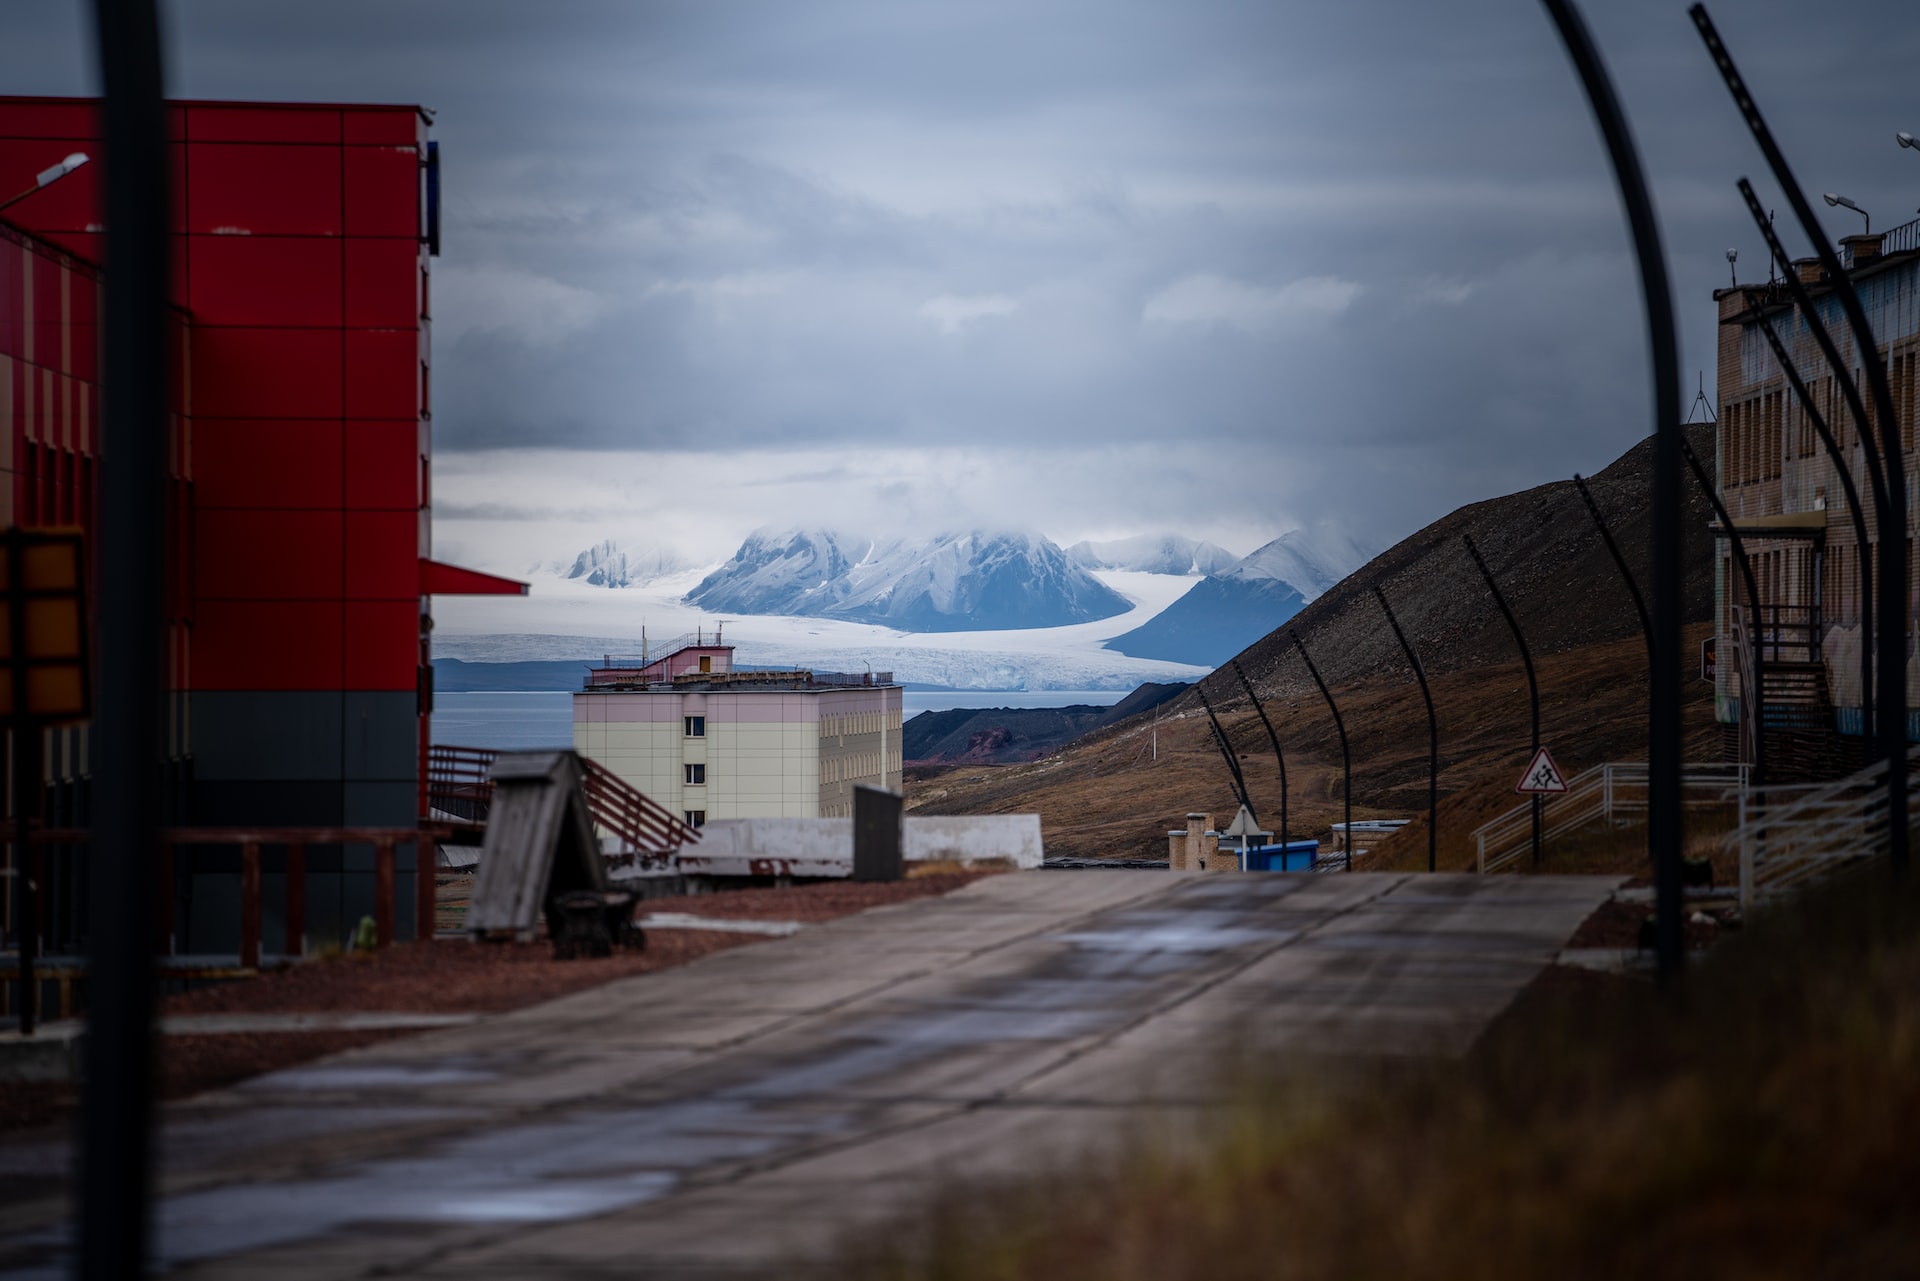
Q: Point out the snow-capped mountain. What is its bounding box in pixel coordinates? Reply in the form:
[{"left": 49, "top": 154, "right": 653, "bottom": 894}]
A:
[
  {"left": 1226, "top": 526, "right": 1370, "bottom": 602},
  {"left": 1103, "top": 526, "right": 1370, "bottom": 667},
  {"left": 560, "top": 541, "right": 690, "bottom": 588},
  {"left": 684, "top": 528, "right": 1133, "bottom": 632},
  {"left": 1065, "top": 534, "right": 1239, "bottom": 577}
]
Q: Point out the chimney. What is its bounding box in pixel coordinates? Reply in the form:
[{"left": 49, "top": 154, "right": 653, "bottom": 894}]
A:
[
  {"left": 1793, "top": 257, "right": 1827, "bottom": 286},
  {"left": 1841, "top": 232, "right": 1884, "bottom": 269}
]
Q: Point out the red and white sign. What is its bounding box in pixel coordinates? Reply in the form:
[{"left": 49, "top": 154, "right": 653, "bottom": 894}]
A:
[{"left": 1515, "top": 746, "right": 1568, "bottom": 795}]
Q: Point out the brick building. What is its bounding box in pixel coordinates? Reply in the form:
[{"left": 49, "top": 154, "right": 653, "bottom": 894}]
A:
[{"left": 1713, "top": 219, "right": 1920, "bottom": 771}]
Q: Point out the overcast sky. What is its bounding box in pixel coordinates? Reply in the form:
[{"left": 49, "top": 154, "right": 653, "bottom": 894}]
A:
[{"left": 7, "top": 0, "right": 1918, "bottom": 574}]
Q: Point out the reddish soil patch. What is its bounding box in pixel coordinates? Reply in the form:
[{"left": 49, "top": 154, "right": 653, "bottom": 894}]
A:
[
  {"left": 1565, "top": 894, "right": 1728, "bottom": 950},
  {"left": 3, "top": 872, "right": 996, "bottom": 1135}
]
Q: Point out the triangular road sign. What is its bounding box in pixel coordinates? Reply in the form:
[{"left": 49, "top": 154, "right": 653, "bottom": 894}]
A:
[{"left": 1515, "top": 746, "right": 1568, "bottom": 795}]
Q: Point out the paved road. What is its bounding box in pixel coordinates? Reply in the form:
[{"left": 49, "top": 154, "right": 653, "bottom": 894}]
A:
[{"left": 0, "top": 870, "right": 1615, "bottom": 1279}]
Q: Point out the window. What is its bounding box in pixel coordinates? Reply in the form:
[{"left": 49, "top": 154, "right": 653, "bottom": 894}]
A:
[
  {"left": 684, "top": 763, "right": 706, "bottom": 785},
  {"left": 684, "top": 715, "right": 705, "bottom": 738},
  {"left": 683, "top": 809, "right": 706, "bottom": 829}
]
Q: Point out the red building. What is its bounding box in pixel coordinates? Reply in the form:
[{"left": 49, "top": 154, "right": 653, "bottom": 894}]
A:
[{"left": 0, "top": 96, "right": 521, "bottom": 954}]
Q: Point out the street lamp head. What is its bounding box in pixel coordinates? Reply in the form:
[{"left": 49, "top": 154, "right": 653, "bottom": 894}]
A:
[
  {"left": 1900, "top": 131, "right": 1919, "bottom": 150},
  {"left": 1824, "top": 192, "right": 1862, "bottom": 213},
  {"left": 34, "top": 152, "right": 88, "bottom": 189}
]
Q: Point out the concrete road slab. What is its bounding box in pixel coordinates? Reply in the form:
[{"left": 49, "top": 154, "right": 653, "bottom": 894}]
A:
[{"left": 0, "top": 870, "right": 1617, "bottom": 1280}]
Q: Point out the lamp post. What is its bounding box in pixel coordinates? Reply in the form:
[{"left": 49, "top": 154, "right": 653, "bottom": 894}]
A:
[
  {"left": 82, "top": 0, "right": 169, "bottom": 1274},
  {"left": 1230, "top": 660, "right": 1288, "bottom": 854},
  {"left": 1544, "top": 0, "right": 1685, "bottom": 981},
  {"left": 1372, "top": 586, "right": 1438, "bottom": 874},
  {"left": 1823, "top": 193, "right": 1871, "bottom": 236},
  {"left": 1292, "top": 630, "right": 1353, "bottom": 871},
  {"left": 1900, "top": 131, "right": 1918, "bottom": 151},
  {"left": 0, "top": 151, "right": 90, "bottom": 214}
]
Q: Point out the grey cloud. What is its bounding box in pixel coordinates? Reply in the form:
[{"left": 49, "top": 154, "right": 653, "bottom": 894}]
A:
[{"left": 4, "top": 0, "right": 1915, "bottom": 551}]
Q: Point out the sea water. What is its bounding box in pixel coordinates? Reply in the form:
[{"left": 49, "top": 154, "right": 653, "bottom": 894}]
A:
[{"left": 430, "top": 689, "right": 1131, "bottom": 752}]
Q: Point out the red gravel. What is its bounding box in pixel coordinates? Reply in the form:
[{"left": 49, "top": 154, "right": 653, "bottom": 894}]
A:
[
  {"left": 1565, "top": 894, "right": 1726, "bottom": 951},
  {"left": 3, "top": 871, "right": 999, "bottom": 1134}
]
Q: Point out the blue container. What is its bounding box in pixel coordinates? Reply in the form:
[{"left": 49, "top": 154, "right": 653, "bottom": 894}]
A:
[{"left": 1244, "top": 839, "right": 1319, "bottom": 872}]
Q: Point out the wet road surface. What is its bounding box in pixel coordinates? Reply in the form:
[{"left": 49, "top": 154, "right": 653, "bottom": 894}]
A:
[{"left": 0, "top": 870, "right": 1615, "bottom": 1278}]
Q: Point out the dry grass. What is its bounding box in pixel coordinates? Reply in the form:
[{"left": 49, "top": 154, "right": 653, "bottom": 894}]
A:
[
  {"left": 909, "top": 626, "right": 1722, "bottom": 877},
  {"left": 839, "top": 867, "right": 1920, "bottom": 1280}
]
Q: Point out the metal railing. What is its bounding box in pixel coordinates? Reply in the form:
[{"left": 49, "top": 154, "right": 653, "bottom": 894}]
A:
[
  {"left": 1731, "top": 744, "right": 1920, "bottom": 911},
  {"left": 1736, "top": 602, "right": 1823, "bottom": 663},
  {"left": 1475, "top": 762, "right": 1748, "bottom": 873},
  {"left": 428, "top": 744, "right": 701, "bottom": 856},
  {"left": 1878, "top": 214, "right": 1920, "bottom": 258}
]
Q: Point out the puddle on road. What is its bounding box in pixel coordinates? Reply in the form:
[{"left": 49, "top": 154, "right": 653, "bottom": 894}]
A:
[{"left": 0, "top": 893, "right": 1307, "bottom": 1278}]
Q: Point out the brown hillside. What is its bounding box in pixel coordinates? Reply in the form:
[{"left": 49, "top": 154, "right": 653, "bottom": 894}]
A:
[{"left": 909, "top": 426, "right": 1723, "bottom": 867}]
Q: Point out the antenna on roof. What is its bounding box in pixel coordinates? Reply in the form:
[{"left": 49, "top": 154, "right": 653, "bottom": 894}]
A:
[
  {"left": 1726, "top": 246, "right": 1738, "bottom": 288},
  {"left": 1685, "top": 370, "right": 1717, "bottom": 425}
]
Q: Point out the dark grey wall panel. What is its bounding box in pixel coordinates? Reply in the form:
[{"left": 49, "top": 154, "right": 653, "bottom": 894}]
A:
[
  {"left": 345, "top": 780, "right": 417, "bottom": 827},
  {"left": 344, "top": 692, "right": 421, "bottom": 782},
  {"left": 191, "top": 692, "right": 343, "bottom": 781},
  {"left": 191, "top": 781, "right": 344, "bottom": 827}
]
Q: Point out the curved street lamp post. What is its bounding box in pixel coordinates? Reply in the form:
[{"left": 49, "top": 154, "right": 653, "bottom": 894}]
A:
[
  {"left": 1372, "top": 586, "right": 1438, "bottom": 874},
  {"left": 1542, "top": 0, "right": 1687, "bottom": 978},
  {"left": 1292, "top": 630, "right": 1354, "bottom": 871},
  {"left": 1462, "top": 535, "right": 1543, "bottom": 865}
]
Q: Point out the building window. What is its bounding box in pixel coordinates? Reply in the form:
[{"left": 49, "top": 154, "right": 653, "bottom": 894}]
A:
[
  {"left": 684, "top": 763, "right": 706, "bottom": 785},
  {"left": 683, "top": 809, "right": 706, "bottom": 828},
  {"left": 684, "top": 715, "right": 705, "bottom": 738}
]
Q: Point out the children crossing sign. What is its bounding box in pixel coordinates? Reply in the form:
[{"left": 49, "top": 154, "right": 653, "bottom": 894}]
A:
[{"left": 1515, "top": 747, "right": 1568, "bottom": 795}]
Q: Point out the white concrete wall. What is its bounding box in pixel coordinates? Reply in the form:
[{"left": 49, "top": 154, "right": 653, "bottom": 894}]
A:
[
  {"left": 673, "top": 813, "right": 1044, "bottom": 877},
  {"left": 906, "top": 815, "right": 1043, "bottom": 869}
]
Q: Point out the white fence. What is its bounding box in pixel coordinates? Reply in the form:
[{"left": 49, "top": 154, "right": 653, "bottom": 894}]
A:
[
  {"left": 1732, "top": 746, "right": 1920, "bottom": 911},
  {"left": 1475, "top": 762, "right": 1747, "bottom": 873}
]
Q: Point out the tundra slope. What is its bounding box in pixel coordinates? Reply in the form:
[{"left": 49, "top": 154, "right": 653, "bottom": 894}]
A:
[{"left": 909, "top": 427, "right": 1723, "bottom": 866}]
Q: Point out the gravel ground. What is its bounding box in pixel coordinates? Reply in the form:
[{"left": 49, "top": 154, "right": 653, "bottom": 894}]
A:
[{"left": 2, "top": 871, "right": 997, "bottom": 1135}]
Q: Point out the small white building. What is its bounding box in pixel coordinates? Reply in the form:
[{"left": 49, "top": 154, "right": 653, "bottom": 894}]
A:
[{"left": 572, "top": 636, "right": 903, "bottom": 826}]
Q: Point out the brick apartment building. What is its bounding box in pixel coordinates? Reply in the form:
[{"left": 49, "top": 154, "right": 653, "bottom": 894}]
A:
[{"left": 1713, "top": 219, "right": 1920, "bottom": 772}]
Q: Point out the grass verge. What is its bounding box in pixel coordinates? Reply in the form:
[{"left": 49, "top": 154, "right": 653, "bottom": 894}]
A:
[{"left": 841, "top": 867, "right": 1920, "bottom": 1280}]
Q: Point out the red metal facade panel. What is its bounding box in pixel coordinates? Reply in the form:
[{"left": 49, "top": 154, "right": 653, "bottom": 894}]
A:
[
  {"left": 342, "top": 110, "right": 422, "bottom": 146},
  {"left": 192, "top": 600, "right": 343, "bottom": 690},
  {"left": 344, "top": 239, "right": 422, "bottom": 328},
  {"left": 0, "top": 245, "right": 21, "bottom": 354},
  {"left": 195, "top": 508, "right": 344, "bottom": 599},
  {"left": 344, "top": 510, "right": 420, "bottom": 599},
  {"left": 187, "top": 144, "right": 343, "bottom": 236},
  {"left": 191, "top": 327, "right": 344, "bottom": 418},
  {"left": 344, "top": 147, "right": 420, "bottom": 238},
  {"left": 343, "top": 329, "right": 419, "bottom": 420},
  {"left": 183, "top": 105, "right": 342, "bottom": 144},
  {"left": 0, "top": 100, "right": 100, "bottom": 138},
  {"left": 186, "top": 235, "right": 344, "bottom": 327},
  {"left": 343, "top": 421, "right": 420, "bottom": 508},
  {"left": 193, "top": 419, "right": 343, "bottom": 509},
  {"left": 343, "top": 600, "right": 419, "bottom": 689}
]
